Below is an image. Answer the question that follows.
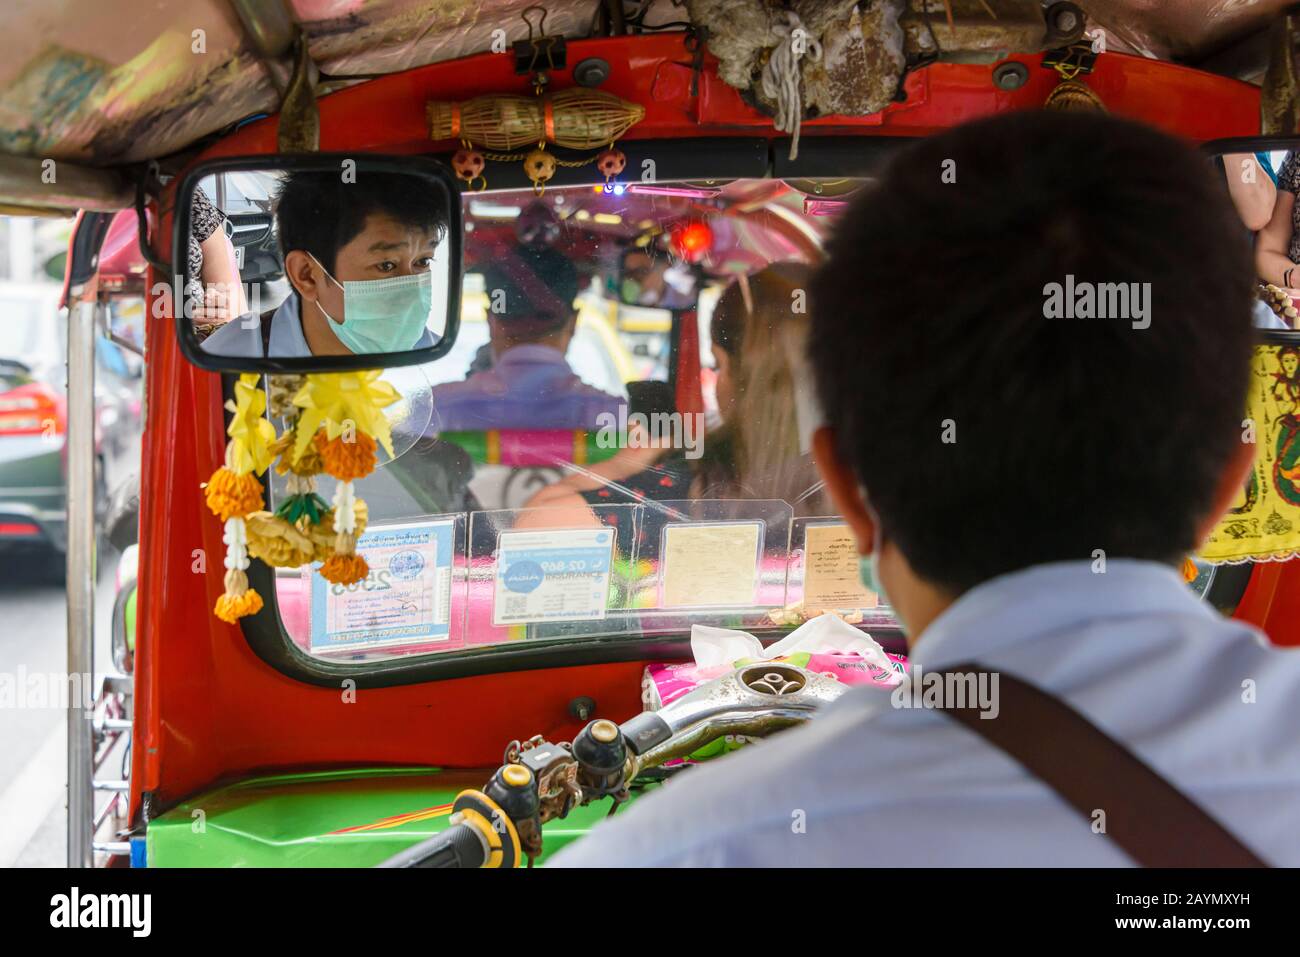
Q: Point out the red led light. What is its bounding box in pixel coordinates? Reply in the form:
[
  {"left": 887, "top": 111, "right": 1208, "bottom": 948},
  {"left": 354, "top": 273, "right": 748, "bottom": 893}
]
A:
[{"left": 671, "top": 221, "right": 714, "bottom": 263}]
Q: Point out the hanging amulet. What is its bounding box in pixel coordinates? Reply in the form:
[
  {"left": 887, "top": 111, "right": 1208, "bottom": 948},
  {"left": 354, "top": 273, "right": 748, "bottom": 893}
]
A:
[
  {"left": 452, "top": 147, "right": 486, "bottom": 185},
  {"left": 595, "top": 147, "right": 626, "bottom": 182},
  {"left": 524, "top": 148, "right": 557, "bottom": 192}
]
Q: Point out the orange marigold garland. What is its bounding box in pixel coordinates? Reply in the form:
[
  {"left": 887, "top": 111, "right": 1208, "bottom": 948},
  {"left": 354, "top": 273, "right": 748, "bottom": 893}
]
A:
[
  {"left": 315, "top": 430, "right": 378, "bottom": 482},
  {"left": 206, "top": 374, "right": 276, "bottom": 624},
  {"left": 291, "top": 372, "right": 400, "bottom": 586},
  {"left": 204, "top": 468, "right": 264, "bottom": 522}
]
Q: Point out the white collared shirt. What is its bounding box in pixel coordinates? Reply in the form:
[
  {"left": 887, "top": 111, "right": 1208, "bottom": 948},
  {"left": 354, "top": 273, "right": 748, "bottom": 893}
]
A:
[
  {"left": 201, "top": 296, "right": 312, "bottom": 358},
  {"left": 549, "top": 560, "right": 1300, "bottom": 867}
]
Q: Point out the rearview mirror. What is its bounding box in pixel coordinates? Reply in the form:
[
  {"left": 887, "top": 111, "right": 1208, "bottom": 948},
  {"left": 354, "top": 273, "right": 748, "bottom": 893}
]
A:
[
  {"left": 174, "top": 154, "right": 462, "bottom": 372},
  {"left": 617, "top": 245, "right": 699, "bottom": 310}
]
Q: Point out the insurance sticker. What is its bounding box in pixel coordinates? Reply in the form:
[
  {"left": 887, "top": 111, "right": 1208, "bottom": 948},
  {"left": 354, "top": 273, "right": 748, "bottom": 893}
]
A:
[
  {"left": 310, "top": 519, "right": 455, "bottom": 652},
  {"left": 493, "top": 527, "right": 616, "bottom": 626}
]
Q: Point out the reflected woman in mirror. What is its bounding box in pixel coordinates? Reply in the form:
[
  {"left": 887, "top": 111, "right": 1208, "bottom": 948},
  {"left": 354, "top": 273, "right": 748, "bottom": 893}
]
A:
[{"left": 187, "top": 186, "right": 248, "bottom": 339}]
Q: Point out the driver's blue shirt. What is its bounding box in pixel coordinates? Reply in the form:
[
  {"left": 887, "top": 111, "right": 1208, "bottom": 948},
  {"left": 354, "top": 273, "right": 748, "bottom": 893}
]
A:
[
  {"left": 548, "top": 560, "right": 1300, "bottom": 867},
  {"left": 431, "top": 344, "right": 625, "bottom": 432},
  {"left": 201, "top": 296, "right": 435, "bottom": 357}
]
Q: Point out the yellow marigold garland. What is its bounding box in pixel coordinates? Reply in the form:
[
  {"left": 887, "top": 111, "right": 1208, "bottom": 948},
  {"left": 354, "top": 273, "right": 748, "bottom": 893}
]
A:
[
  {"left": 206, "top": 371, "right": 398, "bottom": 602},
  {"left": 205, "top": 374, "right": 276, "bottom": 623},
  {"left": 290, "top": 372, "right": 399, "bottom": 587},
  {"left": 245, "top": 510, "right": 318, "bottom": 568},
  {"left": 310, "top": 500, "right": 368, "bottom": 564}
]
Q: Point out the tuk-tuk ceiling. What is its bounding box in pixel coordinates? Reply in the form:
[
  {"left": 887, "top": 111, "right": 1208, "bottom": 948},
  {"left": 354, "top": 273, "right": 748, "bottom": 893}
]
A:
[
  {"left": 0, "top": 0, "right": 1291, "bottom": 171},
  {"left": 0, "top": 0, "right": 595, "bottom": 168}
]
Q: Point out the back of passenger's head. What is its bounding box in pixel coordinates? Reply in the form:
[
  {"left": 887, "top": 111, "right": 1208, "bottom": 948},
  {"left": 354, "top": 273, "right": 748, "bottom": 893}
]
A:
[
  {"left": 274, "top": 171, "right": 447, "bottom": 274},
  {"left": 711, "top": 262, "right": 814, "bottom": 360},
  {"left": 709, "top": 262, "right": 821, "bottom": 506},
  {"left": 809, "top": 110, "right": 1255, "bottom": 595},
  {"left": 480, "top": 243, "right": 580, "bottom": 342}
]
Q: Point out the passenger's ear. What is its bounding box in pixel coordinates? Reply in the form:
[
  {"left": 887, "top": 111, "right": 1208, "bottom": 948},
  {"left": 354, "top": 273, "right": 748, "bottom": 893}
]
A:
[
  {"left": 1195, "top": 437, "right": 1258, "bottom": 545},
  {"left": 811, "top": 427, "right": 878, "bottom": 556},
  {"left": 284, "top": 250, "right": 322, "bottom": 302}
]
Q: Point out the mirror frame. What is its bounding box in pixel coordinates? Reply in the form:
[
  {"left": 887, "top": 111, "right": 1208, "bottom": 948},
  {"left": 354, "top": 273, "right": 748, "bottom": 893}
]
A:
[{"left": 173, "top": 152, "right": 464, "bottom": 373}]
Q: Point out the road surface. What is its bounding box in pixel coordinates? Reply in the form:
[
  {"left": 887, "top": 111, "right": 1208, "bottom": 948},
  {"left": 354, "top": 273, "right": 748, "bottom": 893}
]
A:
[{"left": 0, "top": 548, "right": 124, "bottom": 867}]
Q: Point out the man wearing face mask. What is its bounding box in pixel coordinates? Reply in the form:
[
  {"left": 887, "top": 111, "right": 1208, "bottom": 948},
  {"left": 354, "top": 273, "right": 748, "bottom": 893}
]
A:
[
  {"left": 203, "top": 171, "right": 445, "bottom": 358},
  {"left": 431, "top": 243, "right": 625, "bottom": 431}
]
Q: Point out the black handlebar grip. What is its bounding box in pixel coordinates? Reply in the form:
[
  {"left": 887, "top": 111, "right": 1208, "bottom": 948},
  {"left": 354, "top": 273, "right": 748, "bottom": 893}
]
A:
[
  {"left": 618, "top": 712, "right": 673, "bottom": 756},
  {"left": 376, "top": 822, "right": 487, "bottom": 869}
]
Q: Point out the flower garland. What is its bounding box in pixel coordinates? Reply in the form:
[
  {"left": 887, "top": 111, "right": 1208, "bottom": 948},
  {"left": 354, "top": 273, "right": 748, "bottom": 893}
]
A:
[
  {"left": 290, "top": 371, "right": 400, "bottom": 585},
  {"left": 204, "top": 371, "right": 399, "bottom": 620},
  {"left": 204, "top": 374, "right": 276, "bottom": 623}
]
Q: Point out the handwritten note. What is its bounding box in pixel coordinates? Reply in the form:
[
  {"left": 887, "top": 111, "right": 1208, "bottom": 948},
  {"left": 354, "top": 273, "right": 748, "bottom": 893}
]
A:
[
  {"left": 802, "top": 523, "right": 877, "bottom": 609},
  {"left": 661, "top": 522, "right": 762, "bottom": 607}
]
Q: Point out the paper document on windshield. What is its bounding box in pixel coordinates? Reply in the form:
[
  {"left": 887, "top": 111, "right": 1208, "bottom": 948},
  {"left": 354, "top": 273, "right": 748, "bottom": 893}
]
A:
[
  {"left": 802, "top": 522, "right": 878, "bottom": 609},
  {"left": 660, "top": 521, "right": 763, "bottom": 607},
  {"left": 310, "top": 519, "right": 455, "bottom": 652},
  {"left": 493, "top": 527, "right": 616, "bottom": 625}
]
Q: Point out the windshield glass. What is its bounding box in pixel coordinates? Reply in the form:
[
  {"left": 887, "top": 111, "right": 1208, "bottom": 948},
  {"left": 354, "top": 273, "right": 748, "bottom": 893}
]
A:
[{"left": 262, "top": 176, "right": 893, "bottom": 665}]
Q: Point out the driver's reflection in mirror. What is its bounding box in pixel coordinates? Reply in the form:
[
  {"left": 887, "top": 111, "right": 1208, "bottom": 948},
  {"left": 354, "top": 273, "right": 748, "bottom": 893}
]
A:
[
  {"left": 620, "top": 247, "right": 696, "bottom": 310},
  {"left": 202, "top": 171, "right": 447, "bottom": 358},
  {"left": 430, "top": 243, "right": 626, "bottom": 430}
]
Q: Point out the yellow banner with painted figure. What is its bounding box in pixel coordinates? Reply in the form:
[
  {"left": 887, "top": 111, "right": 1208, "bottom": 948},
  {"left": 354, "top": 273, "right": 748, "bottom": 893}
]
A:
[{"left": 1200, "top": 344, "right": 1300, "bottom": 564}]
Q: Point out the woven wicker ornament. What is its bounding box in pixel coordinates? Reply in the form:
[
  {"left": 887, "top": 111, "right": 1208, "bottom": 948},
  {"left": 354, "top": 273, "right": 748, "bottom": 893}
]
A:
[{"left": 428, "top": 88, "right": 645, "bottom": 150}]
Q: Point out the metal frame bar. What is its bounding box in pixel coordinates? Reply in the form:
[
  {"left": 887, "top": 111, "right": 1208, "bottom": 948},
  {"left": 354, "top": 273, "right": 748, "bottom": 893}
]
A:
[{"left": 66, "top": 298, "right": 97, "bottom": 866}]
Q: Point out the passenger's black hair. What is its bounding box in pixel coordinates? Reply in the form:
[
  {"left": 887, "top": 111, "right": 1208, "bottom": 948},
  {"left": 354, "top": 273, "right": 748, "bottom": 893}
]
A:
[
  {"left": 809, "top": 110, "right": 1255, "bottom": 595},
  {"left": 479, "top": 243, "right": 580, "bottom": 339},
  {"left": 274, "top": 170, "right": 447, "bottom": 275}
]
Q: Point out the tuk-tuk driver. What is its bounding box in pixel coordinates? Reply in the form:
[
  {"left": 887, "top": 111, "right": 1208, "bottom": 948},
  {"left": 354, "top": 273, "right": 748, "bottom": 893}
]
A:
[
  {"left": 203, "top": 170, "right": 445, "bottom": 358},
  {"left": 430, "top": 243, "right": 625, "bottom": 431},
  {"left": 551, "top": 111, "right": 1300, "bottom": 867}
]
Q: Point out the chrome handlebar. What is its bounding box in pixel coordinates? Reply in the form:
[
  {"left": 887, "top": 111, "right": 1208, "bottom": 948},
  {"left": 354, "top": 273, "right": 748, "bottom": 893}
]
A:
[{"left": 375, "top": 662, "right": 846, "bottom": 868}]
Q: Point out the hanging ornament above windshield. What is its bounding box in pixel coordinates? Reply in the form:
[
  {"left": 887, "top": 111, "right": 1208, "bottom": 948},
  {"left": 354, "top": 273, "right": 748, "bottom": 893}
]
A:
[{"left": 428, "top": 87, "right": 644, "bottom": 193}]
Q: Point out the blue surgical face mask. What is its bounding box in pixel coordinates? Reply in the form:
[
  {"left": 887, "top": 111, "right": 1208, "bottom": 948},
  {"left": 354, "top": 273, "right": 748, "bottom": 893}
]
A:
[
  {"left": 310, "top": 254, "right": 435, "bottom": 355},
  {"left": 858, "top": 500, "right": 891, "bottom": 609}
]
